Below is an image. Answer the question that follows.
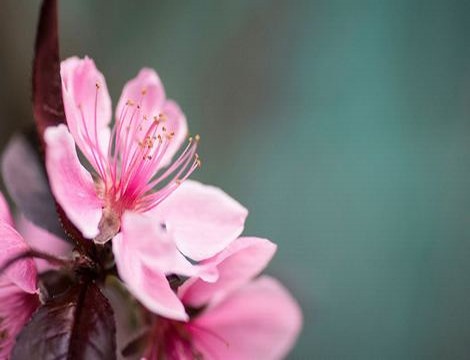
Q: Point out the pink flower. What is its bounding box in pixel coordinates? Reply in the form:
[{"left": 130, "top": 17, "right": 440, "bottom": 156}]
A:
[
  {"left": 0, "top": 193, "right": 40, "bottom": 358},
  {"left": 44, "top": 56, "right": 200, "bottom": 243},
  {"left": 44, "top": 56, "right": 249, "bottom": 320},
  {"left": 140, "top": 237, "right": 303, "bottom": 359}
]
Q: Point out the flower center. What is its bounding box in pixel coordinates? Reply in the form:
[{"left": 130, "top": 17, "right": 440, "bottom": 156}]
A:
[{"left": 77, "top": 84, "right": 201, "bottom": 242}]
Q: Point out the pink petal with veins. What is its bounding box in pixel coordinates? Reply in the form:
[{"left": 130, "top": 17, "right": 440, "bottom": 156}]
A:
[
  {"left": 179, "top": 237, "right": 276, "bottom": 307},
  {"left": 190, "top": 276, "right": 302, "bottom": 360},
  {"left": 113, "top": 231, "right": 188, "bottom": 321},
  {"left": 61, "top": 56, "right": 112, "bottom": 169},
  {"left": 44, "top": 124, "right": 103, "bottom": 239},
  {"left": 0, "top": 281, "right": 39, "bottom": 358},
  {"left": 150, "top": 180, "right": 248, "bottom": 261},
  {"left": 0, "top": 222, "right": 37, "bottom": 294}
]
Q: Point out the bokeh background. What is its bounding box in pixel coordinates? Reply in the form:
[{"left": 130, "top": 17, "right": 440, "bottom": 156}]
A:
[{"left": 2, "top": 1, "right": 470, "bottom": 358}]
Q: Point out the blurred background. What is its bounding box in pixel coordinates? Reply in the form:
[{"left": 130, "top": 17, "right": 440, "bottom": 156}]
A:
[{"left": 2, "top": 0, "right": 470, "bottom": 358}]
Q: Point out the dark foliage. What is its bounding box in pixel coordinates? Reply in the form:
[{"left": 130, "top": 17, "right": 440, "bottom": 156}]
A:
[{"left": 12, "top": 282, "right": 116, "bottom": 360}]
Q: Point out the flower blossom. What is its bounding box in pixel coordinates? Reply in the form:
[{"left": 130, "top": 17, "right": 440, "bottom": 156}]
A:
[
  {"left": 139, "top": 237, "right": 303, "bottom": 359},
  {"left": 45, "top": 56, "right": 200, "bottom": 243},
  {"left": 0, "top": 193, "right": 40, "bottom": 358},
  {"left": 45, "top": 56, "right": 249, "bottom": 320}
]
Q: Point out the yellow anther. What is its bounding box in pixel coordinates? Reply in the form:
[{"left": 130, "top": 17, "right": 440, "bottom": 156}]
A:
[
  {"left": 126, "top": 99, "right": 135, "bottom": 106},
  {"left": 194, "top": 134, "right": 200, "bottom": 142},
  {"left": 193, "top": 153, "right": 202, "bottom": 168},
  {"left": 141, "top": 136, "right": 154, "bottom": 149},
  {"left": 141, "top": 87, "right": 147, "bottom": 95}
]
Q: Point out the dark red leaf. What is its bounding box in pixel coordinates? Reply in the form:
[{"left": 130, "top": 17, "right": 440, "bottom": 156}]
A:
[
  {"left": 12, "top": 282, "right": 117, "bottom": 360},
  {"left": 33, "top": 0, "right": 65, "bottom": 141}
]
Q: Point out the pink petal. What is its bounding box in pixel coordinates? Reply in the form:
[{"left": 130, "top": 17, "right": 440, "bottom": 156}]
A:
[
  {"left": 61, "top": 56, "right": 112, "bottom": 170},
  {"left": 116, "top": 68, "right": 166, "bottom": 128},
  {"left": 115, "top": 69, "right": 188, "bottom": 168},
  {"left": 179, "top": 237, "right": 276, "bottom": 308},
  {"left": 158, "top": 99, "right": 188, "bottom": 167},
  {"left": 0, "top": 222, "right": 37, "bottom": 294},
  {"left": 190, "top": 276, "right": 302, "bottom": 360},
  {"left": 17, "top": 215, "right": 72, "bottom": 272},
  {"left": 150, "top": 180, "right": 248, "bottom": 261},
  {"left": 0, "top": 282, "right": 39, "bottom": 358},
  {"left": 44, "top": 124, "right": 103, "bottom": 239},
  {"left": 112, "top": 232, "right": 188, "bottom": 321},
  {"left": 0, "top": 191, "right": 13, "bottom": 226},
  {"left": 118, "top": 212, "right": 210, "bottom": 279}
]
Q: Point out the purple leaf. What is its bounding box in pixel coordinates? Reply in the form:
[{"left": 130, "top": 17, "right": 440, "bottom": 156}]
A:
[
  {"left": 1, "top": 133, "right": 65, "bottom": 239},
  {"left": 12, "top": 282, "right": 117, "bottom": 360},
  {"left": 33, "top": 0, "right": 65, "bottom": 142}
]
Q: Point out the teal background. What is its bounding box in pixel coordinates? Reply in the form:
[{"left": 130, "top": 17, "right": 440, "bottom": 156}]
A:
[{"left": 2, "top": 1, "right": 470, "bottom": 358}]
